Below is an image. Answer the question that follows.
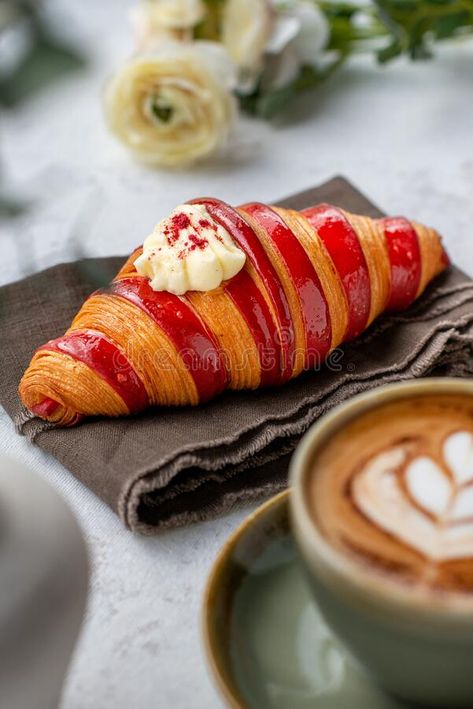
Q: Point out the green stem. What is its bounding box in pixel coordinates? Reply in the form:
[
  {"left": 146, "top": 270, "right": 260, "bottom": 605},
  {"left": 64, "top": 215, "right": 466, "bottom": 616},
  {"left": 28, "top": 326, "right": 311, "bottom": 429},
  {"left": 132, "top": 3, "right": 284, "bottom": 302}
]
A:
[{"left": 238, "top": 0, "right": 473, "bottom": 117}]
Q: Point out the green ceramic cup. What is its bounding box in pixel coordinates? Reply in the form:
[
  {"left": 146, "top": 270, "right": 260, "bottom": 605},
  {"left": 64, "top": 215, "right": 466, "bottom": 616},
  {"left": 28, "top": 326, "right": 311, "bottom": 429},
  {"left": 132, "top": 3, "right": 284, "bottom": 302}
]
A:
[{"left": 290, "top": 378, "right": 473, "bottom": 708}]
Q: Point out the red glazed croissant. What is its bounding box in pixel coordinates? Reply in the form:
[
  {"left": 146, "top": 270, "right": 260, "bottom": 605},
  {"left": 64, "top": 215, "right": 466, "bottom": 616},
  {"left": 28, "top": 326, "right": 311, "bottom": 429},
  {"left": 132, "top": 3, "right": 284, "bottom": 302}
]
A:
[{"left": 19, "top": 200, "right": 448, "bottom": 426}]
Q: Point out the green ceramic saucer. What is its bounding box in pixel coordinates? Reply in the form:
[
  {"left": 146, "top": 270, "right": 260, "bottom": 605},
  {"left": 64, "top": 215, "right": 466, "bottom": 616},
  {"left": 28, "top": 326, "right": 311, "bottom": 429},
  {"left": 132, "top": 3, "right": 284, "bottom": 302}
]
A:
[{"left": 203, "top": 490, "right": 408, "bottom": 709}]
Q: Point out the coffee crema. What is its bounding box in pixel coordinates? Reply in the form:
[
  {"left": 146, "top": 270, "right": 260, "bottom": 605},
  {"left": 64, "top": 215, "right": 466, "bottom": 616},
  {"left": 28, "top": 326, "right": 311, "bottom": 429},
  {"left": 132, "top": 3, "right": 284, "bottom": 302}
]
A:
[{"left": 308, "top": 394, "right": 473, "bottom": 596}]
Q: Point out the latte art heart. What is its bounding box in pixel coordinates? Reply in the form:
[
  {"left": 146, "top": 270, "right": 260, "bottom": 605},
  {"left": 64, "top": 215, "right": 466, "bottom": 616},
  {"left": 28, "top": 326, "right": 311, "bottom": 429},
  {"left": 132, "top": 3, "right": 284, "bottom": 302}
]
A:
[
  {"left": 353, "top": 431, "right": 473, "bottom": 561},
  {"left": 444, "top": 431, "right": 473, "bottom": 486},
  {"left": 310, "top": 395, "right": 473, "bottom": 596}
]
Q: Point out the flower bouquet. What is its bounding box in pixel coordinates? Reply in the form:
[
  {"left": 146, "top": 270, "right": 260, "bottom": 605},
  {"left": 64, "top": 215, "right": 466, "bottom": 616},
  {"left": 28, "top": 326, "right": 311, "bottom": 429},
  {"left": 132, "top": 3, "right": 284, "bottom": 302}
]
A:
[{"left": 104, "top": 0, "right": 473, "bottom": 167}]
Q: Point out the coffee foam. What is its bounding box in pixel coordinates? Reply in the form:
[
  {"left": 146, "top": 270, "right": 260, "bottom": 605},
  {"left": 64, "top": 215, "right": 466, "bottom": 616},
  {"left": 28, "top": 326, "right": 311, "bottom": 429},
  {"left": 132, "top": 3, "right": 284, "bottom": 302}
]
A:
[
  {"left": 308, "top": 395, "right": 473, "bottom": 595},
  {"left": 353, "top": 434, "right": 473, "bottom": 562},
  {"left": 444, "top": 431, "right": 473, "bottom": 486}
]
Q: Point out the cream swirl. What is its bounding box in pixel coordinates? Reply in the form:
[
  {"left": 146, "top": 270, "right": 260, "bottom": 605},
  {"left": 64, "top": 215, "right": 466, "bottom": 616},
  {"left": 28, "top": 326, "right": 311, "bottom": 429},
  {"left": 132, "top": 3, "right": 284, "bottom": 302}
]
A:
[
  {"left": 134, "top": 203, "right": 246, "bottom": 295},
  {"left": 353, "top": 431, "right": 473, "bottom": 562}
]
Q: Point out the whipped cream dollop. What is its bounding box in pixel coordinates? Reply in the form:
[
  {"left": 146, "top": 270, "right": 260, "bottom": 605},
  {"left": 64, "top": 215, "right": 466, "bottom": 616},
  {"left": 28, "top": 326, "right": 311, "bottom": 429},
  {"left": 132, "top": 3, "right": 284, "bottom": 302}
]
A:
[
  {"left": 134, "top": 203, "right": 246, "bottom": 295},
  {"left": 353, "top": 431, "right": 473, "bottom": 562}
]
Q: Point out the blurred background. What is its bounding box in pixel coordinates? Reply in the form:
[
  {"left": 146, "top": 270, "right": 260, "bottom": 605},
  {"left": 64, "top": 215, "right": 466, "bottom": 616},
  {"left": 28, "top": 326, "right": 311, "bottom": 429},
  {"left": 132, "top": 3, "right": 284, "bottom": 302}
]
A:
[
  {"left": 1, "top": 0, "right": 473, "bottom": 286},
  {"left": 1, "top": 1, "right": 472, "bottom": 707}
]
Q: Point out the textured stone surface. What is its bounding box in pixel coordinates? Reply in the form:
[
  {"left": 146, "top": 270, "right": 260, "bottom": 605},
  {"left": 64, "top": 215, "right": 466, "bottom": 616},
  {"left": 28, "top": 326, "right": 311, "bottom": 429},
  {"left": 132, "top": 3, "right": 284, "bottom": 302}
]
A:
[{"left": 1, "top": 1, "right": 472, "bottom": 707}]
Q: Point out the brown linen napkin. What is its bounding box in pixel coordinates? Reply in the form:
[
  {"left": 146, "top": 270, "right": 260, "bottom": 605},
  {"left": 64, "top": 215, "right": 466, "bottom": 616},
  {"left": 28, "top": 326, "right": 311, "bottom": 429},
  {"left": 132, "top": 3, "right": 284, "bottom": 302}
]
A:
[{"left": 1, "top": 177, "right": 473, "bottom": 533}]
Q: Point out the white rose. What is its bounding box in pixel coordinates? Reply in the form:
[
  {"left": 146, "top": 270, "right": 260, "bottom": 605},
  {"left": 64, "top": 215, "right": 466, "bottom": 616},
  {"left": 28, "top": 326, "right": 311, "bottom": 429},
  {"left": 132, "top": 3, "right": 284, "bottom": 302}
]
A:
[
  {"left": 104, "top": 42, "right": 237, "bottom": 168},
  {"left": 221, "top": 0, "right": 273, "bottom": 93},
  {"left": 131, "top": 0, "right": 206, "bottom": 49}
]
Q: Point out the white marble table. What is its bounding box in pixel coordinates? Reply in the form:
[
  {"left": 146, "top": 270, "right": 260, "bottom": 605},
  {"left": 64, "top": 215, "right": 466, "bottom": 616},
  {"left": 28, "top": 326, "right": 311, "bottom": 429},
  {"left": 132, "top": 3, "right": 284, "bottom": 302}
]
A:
[{"left": 1, "top": 2, "right": 473, "bottom": 707}]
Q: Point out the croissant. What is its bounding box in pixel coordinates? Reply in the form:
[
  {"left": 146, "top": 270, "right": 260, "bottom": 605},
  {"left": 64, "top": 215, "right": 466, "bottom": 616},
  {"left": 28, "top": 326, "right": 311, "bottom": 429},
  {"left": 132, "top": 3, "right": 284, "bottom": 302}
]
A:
[{"left": 19, "top": 199, "right": 449, "bottom": 426}]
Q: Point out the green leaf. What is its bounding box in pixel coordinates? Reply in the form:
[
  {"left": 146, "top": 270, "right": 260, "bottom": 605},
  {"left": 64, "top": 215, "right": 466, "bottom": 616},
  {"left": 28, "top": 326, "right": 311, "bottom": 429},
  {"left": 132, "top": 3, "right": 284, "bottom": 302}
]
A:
[
  {"left": 293, "top": 65, "right": 322, "bottom": 91},
  {"left": 255, "top": 84, "right": 296, "bottom": 120},
  {"left": 408, "top": 16, "right": 434, "bottom": 59},
  {"left": 237, "top": 91, "right": 259, "bottom": 116},
  {"left": 0, "top": 193, "right": 28, "bottom": 219},
  {"left": 376, "top": 0, "right": 419, "bottom": 12},
  {"left": 237, "top": 0, "right": 473, "bottom": 120},
  {"left": 0, "top": 31, "right": 85, "bottom": 107},
  {"left": 424, "top": 0, "right": 458, "bottom": 6},
  {"left": 319, "top": 1, "right": 360, "bottom": 19},
  {"left": 433, "top": 11, "right": 471, "bottom": 37},
  {"left": 377, "top": 37, "right": 404, "bottom": 61}
]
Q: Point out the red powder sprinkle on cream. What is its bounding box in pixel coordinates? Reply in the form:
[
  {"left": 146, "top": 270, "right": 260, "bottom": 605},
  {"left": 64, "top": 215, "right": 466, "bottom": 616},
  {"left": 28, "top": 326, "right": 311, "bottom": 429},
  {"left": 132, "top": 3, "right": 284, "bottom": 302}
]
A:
[
  {"left": 176, "top": 233, "right": 209, "bottom": 258},
  {"left": 161, "top": 210, "right": 220, "bottom": 258},
  {"left": 164, "top": 212, "right": 192, "bottom": 245},
  {"left": 188, "top": 233, "right": 208, "bottom": 250},
  {"left": 199, "top": 218, "right": 223, "bottom": 242}
]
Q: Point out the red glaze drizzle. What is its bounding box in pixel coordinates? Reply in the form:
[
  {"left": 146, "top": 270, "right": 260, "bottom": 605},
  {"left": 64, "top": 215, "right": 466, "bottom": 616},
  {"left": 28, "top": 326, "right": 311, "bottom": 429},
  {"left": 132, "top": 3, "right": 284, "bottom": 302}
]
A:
[
  {"left": 30, "top": 397, "right": 60, "bottom": 417},
  {"left": 190, "top": 198, "right": 294, "bottom": 381},
  {"left": 29, "top": 398, "right": 84, "bottom": 425},
  {"left": 303, "top": 204, "right": 371, "bottom": 341},
  {"left": 107, "top": 278, "right": 228, "bottom": 402},
  {"left": 381, "top": 217, "right": 422, "bottom": 310},
  {"left": 241, "top": 202, "right": 332, "bottom": 369},
  {"left": 224, "top": 269, "right": 282, "bottom": 387},
  {"left": 30, "top": 397, "right": 84, "bottom": 425},
  {"left": 38, "top": 330, "right": 149, "bottom": 413}
]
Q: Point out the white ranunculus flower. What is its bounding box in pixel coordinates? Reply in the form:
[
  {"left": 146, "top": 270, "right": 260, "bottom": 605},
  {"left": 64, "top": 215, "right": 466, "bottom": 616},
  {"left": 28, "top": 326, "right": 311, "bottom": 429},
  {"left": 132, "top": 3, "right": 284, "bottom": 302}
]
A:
[
  {"left": 131, "top": 0, "right": 206, "bottom": 49},
  {"left": 263, "top": 0, "right": 330, "bottom": 90},
  {"left": 222, "top": 0, "right": 273, "bottom": 93},
  {"left": 139, "top": 0, "right": 205, "bottom": 30},
  {"left": 222, "top": 0, "right": 329, "bottom": 94},
  {"left": 286, "top": 1, "right": 330, "bottom": 64},
  {"left": 104, "top": 41, "right": 237, "bottom": 168}
]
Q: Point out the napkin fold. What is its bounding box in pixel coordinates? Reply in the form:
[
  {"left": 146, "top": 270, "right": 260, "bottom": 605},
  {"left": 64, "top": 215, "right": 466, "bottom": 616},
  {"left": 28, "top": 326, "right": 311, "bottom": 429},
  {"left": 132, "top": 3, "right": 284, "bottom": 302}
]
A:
[{"left": 1, "top": 177, "right": 472, "bottom": 533}]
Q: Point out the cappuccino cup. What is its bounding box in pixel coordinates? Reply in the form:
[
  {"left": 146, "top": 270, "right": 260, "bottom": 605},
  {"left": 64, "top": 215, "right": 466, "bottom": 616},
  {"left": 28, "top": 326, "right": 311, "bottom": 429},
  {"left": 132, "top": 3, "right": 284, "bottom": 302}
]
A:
[{"left": 290, "top": 378, "right": 473, "bottom": 707}]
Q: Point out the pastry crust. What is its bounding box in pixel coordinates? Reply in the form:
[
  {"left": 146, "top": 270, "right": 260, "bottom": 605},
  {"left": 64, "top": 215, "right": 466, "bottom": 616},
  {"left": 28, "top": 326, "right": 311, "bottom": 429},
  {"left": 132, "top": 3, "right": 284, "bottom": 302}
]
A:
[
  {"left": 275, "top": 208, "right": 348, "bottom": 350},
  {"left": 19, "top": 201, "right": 449, "bottom": 425},
  {"left": 344, "top": 212, "right": 392, "bottom": 326}
]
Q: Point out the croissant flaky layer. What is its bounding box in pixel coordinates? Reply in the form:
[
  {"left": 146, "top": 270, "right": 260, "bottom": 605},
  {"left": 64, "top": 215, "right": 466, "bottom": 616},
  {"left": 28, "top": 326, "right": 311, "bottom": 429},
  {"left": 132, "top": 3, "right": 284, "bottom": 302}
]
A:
[{"left": 19, "top": 200, "right": 449, "bottom": 426}]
